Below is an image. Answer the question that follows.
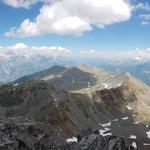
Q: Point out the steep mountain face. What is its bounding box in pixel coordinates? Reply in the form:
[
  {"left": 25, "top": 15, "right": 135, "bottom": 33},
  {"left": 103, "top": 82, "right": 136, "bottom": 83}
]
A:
[
  {"left": 1, "top": 65, "right": 150, "bottom": 149},
  {"left": 94, "top": 73, "right": 150, "bottom": 122},
  {"left": 10, "top": 66, "right": 68, "bottom": 85}
]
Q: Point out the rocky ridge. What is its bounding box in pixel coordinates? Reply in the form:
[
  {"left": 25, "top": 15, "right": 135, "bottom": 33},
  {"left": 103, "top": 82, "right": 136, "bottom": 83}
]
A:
[{"left": 1, "top": 65, "right": 150, "bottom": 149}]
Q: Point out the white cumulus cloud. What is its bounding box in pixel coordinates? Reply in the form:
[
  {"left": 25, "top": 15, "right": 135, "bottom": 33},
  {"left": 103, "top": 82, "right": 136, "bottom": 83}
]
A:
[
  {"left": 133, "top": 2, "right": 150, "bottom": 11},
  {"left": 2, "top": 0, "right": 53, "bottom": 9},
  {"left": 5, "top": 0, "right": 132, "bottom": 37},
  {"left": 139, "top": 14, "right": 150, "bottom": 20},
  {"left": 7, "top": 43, "right": 29, "bottom": 50},
  {"left": 3, "top": 43, "right": 72, "bottom": 58},
  {"left": 3, "top": 0, "right": 37, "bottom": 9},
  {"left": 2, "top": 43, "right": 150, "bottom": 62}
]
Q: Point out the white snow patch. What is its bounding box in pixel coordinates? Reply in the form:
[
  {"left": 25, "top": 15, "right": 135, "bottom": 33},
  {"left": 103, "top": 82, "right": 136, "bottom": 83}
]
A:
[
  {"left": 113, "top": 119, "right": 119, "bottom": 122},
  {"left": 122, "top": 116, "right": 128, "bottom": 120},
  {"left": 134, "top": 122, "right": 139, "bottom": 124},
  {"left": 88, "top": 84, "right": 91, "bottom": 88},
  {"left": 143, "top": 143, "right": 150, "bottom": 145},
  {"left": 146, "top": 125, "right": 149, "bottom": 128},
  {"left": 99, "top": 128, "right": 112, "bottom": 137},
  {"left": 13, "top": 84, "right": 19, "bottom": 86},
  {"left": 132, "top": 142, "right": 137, "bottom": 149},
  {"left": 103, "top": 83, "right": 108, "bottom": 89},
  {"left": 129, "top": 135, "right": 137, "bottom": 139},
  {"left": 146, "top": 130, "right": 150, "bottom": 139},
  {"left": 66, "top": 137, "right": 77, "bottom": 143},
  {"left": 116, "top": 83, "right": 122, "bottom": 87},
  {"left": 99, "top": 121, "right": 112, "bottom": 127},
  {"left": 126, "top": 106, "right": 132, "bottom": 110}
]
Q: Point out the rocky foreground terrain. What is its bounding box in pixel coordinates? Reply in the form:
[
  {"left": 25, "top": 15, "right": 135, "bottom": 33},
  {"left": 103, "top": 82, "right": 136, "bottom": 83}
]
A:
[
  {"left": 0, "top": 65, "right": 150, "bottom": 149},
  {"left": 0, "top": 117, "right": 135, "bottom": 150}
]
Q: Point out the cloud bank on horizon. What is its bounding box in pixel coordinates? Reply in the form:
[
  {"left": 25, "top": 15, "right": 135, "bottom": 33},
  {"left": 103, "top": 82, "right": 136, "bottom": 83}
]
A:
[
  {"left": 1, "top": 42, "right": 150, "bottom": 61},
  {"left": 3, "top": 0, "right": 146, "bottom": 37}
]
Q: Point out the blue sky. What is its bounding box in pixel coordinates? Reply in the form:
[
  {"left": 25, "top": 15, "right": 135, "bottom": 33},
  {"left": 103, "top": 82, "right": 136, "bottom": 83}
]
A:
[{"left": 0, "top": 0, "right": 150, "bottom": 52}]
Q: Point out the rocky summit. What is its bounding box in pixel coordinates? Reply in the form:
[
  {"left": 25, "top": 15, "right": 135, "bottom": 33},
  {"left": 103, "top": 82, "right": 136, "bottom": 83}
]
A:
[{"left": 0, "top": 65, "right": 150, "bottom": 150}]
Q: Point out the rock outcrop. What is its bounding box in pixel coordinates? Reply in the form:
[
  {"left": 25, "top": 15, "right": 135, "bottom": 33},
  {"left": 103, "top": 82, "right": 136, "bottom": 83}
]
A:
[
  {"left": 67, "top": 129, "right": 135, "bottom": 150},
  {"left": 0, "top": 117, "right": 134, "bottom": 150}
]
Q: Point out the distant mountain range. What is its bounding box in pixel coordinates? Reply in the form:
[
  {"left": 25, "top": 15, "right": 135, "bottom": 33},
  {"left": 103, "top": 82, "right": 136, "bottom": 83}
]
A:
[
  {"left": 0, "top": 81, "right": 4, "bottom": 85},
  {"left": 0, "top": 49, "right": 75, "bottom": 82},
  {"left": 1, "top": 48, "right": 150, "bottom": 87}
]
